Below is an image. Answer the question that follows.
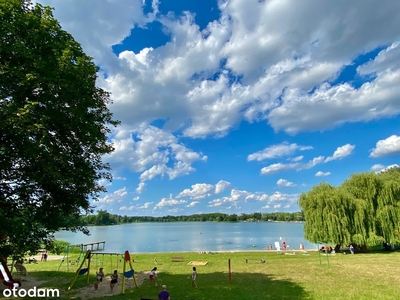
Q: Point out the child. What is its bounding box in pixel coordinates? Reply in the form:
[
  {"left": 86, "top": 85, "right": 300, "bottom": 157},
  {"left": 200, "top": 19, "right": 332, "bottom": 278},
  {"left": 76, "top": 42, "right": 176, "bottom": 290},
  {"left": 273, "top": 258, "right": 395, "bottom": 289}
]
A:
[
  {"left": 192, "top": 266, "right": 197, "bottom": 288},
  {"left": 94, "top": 267, "right": 104, "bottom": 291},
  {"left": 110, "top": 270, "right": 118, "bottom": 292},
  {"left": 149, "top": 267, "right": 158, "bottom": 287}
]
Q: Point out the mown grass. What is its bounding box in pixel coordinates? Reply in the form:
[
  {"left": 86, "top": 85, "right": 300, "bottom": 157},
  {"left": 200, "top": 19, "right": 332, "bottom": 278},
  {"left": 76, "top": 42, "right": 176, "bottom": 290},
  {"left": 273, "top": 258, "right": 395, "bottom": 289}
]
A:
[{"left": 5, "top": 250, "right": 400, "bottom": 300}]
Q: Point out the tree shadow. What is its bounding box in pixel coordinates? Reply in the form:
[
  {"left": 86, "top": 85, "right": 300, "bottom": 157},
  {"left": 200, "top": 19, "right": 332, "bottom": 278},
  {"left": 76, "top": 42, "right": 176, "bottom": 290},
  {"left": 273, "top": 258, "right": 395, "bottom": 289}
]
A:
[{"left": 128, "top": 271, "right": 312, "bottom": 300}]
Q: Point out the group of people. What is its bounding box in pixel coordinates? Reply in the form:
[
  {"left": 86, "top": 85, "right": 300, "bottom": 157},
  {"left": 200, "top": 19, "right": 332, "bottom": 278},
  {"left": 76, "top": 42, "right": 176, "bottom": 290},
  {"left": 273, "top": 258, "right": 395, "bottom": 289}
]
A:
[
  {"left": 93, "top": 265, "right": 198, "bottom": 298},
  {"left": 93, "top": 268, "right": 118, "bottom": 293}
]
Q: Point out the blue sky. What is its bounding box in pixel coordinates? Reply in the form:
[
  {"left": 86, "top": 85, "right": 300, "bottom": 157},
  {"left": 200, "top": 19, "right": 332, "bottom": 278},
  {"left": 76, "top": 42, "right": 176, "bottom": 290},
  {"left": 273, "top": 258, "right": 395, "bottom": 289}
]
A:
[{"left": 39, "top": 0, "right": 400, "bottom": 216}]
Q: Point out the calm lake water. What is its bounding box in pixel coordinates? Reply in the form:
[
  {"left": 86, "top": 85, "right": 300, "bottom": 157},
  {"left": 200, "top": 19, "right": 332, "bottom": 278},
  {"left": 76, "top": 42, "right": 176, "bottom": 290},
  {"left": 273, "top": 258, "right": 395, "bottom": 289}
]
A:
[{"left": 55, "top": 222, "right": 317, "bottom": 253}]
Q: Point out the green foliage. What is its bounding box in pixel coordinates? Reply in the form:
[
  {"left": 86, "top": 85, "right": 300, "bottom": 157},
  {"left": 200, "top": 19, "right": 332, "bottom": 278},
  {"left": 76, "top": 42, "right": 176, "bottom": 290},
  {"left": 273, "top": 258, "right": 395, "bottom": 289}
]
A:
[
  {"left": 47, "top": 240, "right": 70, "bottom": 255},
  {"left": 81, "top": 210, "right": 305, "bottom": 225},
  {"left": 299, "top": 167, "right": 400, "bottom": 246},
  {"left": 0, "top": 0, "right": 119, "bottom": 259}
]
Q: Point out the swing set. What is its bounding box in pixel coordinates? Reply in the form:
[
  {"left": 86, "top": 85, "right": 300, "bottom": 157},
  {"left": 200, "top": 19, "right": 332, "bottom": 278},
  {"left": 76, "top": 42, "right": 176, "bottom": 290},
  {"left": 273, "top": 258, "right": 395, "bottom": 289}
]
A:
[{"left": 67, "top": 250, "right": 138, "bottom": 294}]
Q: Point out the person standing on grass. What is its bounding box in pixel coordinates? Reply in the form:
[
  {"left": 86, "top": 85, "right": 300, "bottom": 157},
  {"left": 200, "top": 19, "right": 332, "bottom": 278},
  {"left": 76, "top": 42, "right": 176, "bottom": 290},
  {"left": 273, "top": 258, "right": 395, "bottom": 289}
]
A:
[
  {"left": 94, "top": 267, "right": 104, "bottom": 291},
  {"left": 149, "top": 267, "right": 158, "bottom": 287},
  {"left": 158, "top": 284, "right": 170, "bottom": 300},
  {"left": 350, "top": 244, "right": 355, "bottom": 254},
  {"left": 192, "top": 266, "right": 197, "bottom": 288},
  {"left": 110, "top": 270, "right": 118, "bottom": 292}
]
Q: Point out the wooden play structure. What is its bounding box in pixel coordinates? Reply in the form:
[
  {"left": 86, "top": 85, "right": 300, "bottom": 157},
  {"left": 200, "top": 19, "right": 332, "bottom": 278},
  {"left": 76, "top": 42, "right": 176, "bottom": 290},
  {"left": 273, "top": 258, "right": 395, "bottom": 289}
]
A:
[
  {"left": 67, "top": 250, "right": 138, "bottom": 294},
  {"left": 58, "top": 241, "right": 105, "bottom": 271}
]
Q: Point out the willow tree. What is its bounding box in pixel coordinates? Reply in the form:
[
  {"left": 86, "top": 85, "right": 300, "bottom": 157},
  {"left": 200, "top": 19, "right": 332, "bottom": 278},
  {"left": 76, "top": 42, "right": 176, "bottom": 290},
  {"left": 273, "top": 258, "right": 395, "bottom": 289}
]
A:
[
  {"left": 300, "top": 168, "right": 400, "bottom": 247},
  {"left": 0, "top": 0, "right": 119, "bottom": 259},
  {"left": 342, "top": 170, "right": 400, "bottom": 246},
  {"left": 299, "top": 182, "right": 354, "bottom": 245}
]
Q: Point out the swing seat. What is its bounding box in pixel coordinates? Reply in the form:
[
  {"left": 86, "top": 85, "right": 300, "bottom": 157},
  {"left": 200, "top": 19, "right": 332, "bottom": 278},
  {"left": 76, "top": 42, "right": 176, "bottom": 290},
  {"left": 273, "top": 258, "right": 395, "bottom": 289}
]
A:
[
  {"left": 124, "top": 269, "right": 134, "bottom": 278},
  {"left": 78, "top": 268, "right": 88, "bottom": 275}
]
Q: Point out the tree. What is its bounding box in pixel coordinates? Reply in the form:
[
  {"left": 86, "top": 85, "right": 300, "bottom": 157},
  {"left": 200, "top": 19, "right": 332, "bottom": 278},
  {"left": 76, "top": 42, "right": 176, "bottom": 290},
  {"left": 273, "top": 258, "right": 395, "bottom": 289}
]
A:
[
  {"left": 299, "top": 168, "right": 400, "bottom": 247},
  {"left": 0, "top": 0, "right": 119, "bottom": 259}
]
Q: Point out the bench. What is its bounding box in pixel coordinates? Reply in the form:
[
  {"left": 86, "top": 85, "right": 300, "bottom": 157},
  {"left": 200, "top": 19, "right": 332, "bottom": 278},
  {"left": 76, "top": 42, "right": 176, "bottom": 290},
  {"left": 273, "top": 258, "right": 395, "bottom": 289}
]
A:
[
  {"left": 14, "top": 264, "right": 27, "bottom": 276},
  {"left": 171, "top": 256, "right": 184, "bottom": 262}
]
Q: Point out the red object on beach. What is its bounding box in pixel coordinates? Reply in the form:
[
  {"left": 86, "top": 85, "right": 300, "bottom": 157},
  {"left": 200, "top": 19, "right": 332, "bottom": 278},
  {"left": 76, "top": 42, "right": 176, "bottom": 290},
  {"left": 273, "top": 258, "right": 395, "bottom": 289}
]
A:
[{"left": 125, "top": 250, "right": 131, "bottom": 261}]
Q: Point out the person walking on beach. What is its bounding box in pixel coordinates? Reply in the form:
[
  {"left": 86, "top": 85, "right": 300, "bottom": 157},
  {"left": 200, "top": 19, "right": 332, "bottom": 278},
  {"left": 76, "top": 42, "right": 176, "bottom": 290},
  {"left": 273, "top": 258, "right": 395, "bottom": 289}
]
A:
[
  {"left": 192, "top": 266, "right": 197, "bottom": 288},
  {"left": 94, "top": 267, "right": 104, "bottom": 291},
  {"left": 158, "top": 284, "right": 170, "bottom": 300},
  {"left": 110, "top": 270, "right": 118, "bottom": 292},
  {"left": 149, "top": 267, "right": 158, "bottom": 287}
]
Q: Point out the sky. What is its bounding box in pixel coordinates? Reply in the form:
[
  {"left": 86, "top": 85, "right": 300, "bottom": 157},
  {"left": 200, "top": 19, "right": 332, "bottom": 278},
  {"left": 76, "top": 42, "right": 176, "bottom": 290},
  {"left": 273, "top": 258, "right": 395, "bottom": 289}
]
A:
[{"left": 37, "top": 0, "right": 400, "bottom": 216}]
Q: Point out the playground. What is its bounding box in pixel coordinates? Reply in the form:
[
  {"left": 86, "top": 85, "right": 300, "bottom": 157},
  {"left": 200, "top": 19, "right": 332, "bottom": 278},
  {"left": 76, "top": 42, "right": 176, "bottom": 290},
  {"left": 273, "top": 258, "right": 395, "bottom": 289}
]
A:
[{"left": 1, "top": 246, "right": 399, "bottom": 300}]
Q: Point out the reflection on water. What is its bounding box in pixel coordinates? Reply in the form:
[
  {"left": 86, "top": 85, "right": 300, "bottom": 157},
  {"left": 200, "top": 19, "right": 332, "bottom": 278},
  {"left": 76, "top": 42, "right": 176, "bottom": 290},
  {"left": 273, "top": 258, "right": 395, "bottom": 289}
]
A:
[{"left": 55, "top": 222, "right": 317, "bottom": 253}]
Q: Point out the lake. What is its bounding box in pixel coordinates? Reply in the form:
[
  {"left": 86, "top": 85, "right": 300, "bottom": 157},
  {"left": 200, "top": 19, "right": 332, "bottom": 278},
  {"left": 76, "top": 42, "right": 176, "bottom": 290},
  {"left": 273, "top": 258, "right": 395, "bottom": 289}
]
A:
[{"left": 55, "top": 222, "right": 317, "bottom": 253}]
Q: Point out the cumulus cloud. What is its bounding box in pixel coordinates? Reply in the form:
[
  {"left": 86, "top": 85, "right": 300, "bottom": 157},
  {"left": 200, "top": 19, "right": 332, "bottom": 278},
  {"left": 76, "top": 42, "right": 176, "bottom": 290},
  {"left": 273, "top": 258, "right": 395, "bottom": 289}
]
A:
[
  {"left": 291, "top": 156, "right": 304, "bottom": 162},
  {"left": 97, "top": 187, "right": 128, "bottom": 203},
  {"left": 208, "top": 189, "right": 268, "bottom": 208},
  {"left": 106, "top": 126, "right": 207, "bottom": 193},
  {"left": 247, "top": 143, "right": 312, "bottom": 161},
  {"left": 155, "top": 198, "right": 187, "bottom": 208},
  {"left": 186, "top": 201, "right": 200, "bottom": 208},
  {"left": 40, "top": 0, "right": 400, "bottom": 141},
  {"left": 261, "top": 192, "right": 299, "bottom": 210},
  {"left": 370, "top": 135, "right": 400, "bottom": 157},
  {"left": 176, "top": 183, "right": 215, "bottom": 199},
  {"left": 215, "top": 180, "right": 232, "bottom": 194},
  {"left": 371, "top": 164, "right": 385, "bottom": 172},
  {"left": 120, "top": 201, "right": 153, "bottom": 211},
  {"left": 325, "top": 144, "right": 355, "bottom": 162},
  {"left": 315, "top": 171, "right": 331, "bottom": 177},
  {"left": 260, "top": 155, "right": 324, "bottom": 175},
  {"left": 176, "top": 180, "right": 232, "bottom": 200},
  {"left": 277, "top": 179, "right": 297, "bottom": 188},
  {"left": 260, "top": 143, "right": 354, "bottom": 175},
  {"left": 375, "top": 164, "right": 400, "bottom": 173}
]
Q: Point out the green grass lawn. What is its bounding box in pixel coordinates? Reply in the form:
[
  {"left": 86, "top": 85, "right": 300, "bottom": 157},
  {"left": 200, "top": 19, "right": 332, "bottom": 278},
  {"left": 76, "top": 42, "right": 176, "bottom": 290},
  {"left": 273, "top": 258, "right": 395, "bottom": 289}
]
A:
[{"left": 5, "top": 250, "right": 400, "bottom": 300}]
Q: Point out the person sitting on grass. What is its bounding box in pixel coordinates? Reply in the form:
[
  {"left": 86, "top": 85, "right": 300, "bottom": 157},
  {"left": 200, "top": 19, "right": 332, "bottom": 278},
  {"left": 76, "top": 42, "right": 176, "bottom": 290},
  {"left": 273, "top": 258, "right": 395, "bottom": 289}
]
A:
[
  {"left": 149, "top": 267, "right": 158, "bottom": 287},
  {"left": 110, "top": 270, "right": 118, "bottom": 292},
  {"left": 94, "top": 267, "right": 104, "bottom": 291},
  {"left": 158, "top": 284, "right": 170, "bottom": 300}
]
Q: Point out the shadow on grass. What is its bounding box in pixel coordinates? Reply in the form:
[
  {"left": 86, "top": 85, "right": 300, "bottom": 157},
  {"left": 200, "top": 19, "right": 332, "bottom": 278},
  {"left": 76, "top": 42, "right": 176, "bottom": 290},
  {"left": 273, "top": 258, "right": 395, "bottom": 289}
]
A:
[
  {"left": 124, "top": 272, "right": 311, "bottom": 300},
  {"left": 22, "top": 270, "right": 312, "bottom": 300}
]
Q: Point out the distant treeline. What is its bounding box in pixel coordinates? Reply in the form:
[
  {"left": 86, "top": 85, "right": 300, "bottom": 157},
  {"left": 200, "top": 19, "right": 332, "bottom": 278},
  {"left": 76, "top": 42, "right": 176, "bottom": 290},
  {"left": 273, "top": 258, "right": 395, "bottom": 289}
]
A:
[{"left": 81, "top": 210, "right": 304, "bottom": 226}]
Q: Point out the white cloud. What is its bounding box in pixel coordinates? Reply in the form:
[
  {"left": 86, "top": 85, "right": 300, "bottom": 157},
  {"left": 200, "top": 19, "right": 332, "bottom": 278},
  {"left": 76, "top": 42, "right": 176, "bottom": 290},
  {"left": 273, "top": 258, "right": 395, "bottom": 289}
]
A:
[
  {"left": 375, "top": 164, "right": 400, "bottom": 173},
  {"left": 97, "top": 187, "right": 128, "bottom": 204},
  {"left": 208, "top": 189, "right": 268, "bottom": 208},
  {"left": 291, "top": 156, "right": 304, "bottom": 162},
  {"left": 214, "top": 180, "right": 232, "bottom": 194},
  {"left": 106, "top": 126, "right": 207, "bottom": 193},
  {"left": 133, "top": 196, "right": 140, "bottom": 201},
  {"left": 176, "top": 183, "right": 215, "bottom": 199},
  {"left": 186, "top": 201, "right": 200, "bottom": 208},
  {"left": 40, "top": 0, "right": 400, "bottom": 140},
  {"left": 277, "top": 179, "right": 297, "bottom": 188},
  {"left": 315, "top": 171, "right": 331, "bottom": 177},
  {"left": 120, "top": 201, "right": 153, "bottom": 211},
  {"left": 175, "top": 180, "right": 232, "bottom": 200},
  {"left": 325, "top": 144, "right": 355, "bottom": 162},
  {"left": 260, "top": 155, "right": 324, "bottom": 175},
  {"left": 260, "top": 192, "right": 299, "bottom": 210},
  {"left": 370, "top": 135, "right": 400, "bottom": 157},
  {"left": 248, "top": 142, "right": 312, "bottom": 161},
  {"left": 155, "top": 198, "right": 187, "bottom": 208},
  {"left": 371, "top": 164, "right": 385, "bottom": 172}
]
